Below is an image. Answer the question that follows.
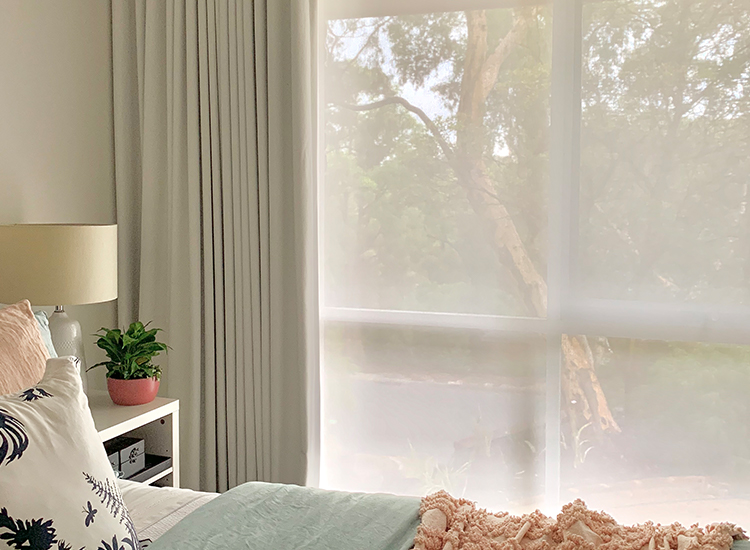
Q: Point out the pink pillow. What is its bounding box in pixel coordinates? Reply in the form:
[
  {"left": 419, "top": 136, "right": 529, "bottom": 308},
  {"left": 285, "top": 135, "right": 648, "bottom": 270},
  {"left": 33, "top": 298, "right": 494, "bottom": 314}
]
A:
[{"left": 0, "top": 300, "right": 49, "bottom": 395}]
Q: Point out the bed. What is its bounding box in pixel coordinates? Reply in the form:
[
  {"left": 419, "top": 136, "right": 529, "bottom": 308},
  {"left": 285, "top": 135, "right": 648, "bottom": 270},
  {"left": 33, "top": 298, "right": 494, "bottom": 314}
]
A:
[
  {"left": 119, "top": 480, "right": 750, "bottom": 550},
  {"left": 129, "top": 479, "right": 423, "bottom": 550},
  {"left": 0, "top": 303, "right": 746, "bottom": 550},
  {"left": 117, "top": 480, "right": 219, "bottom": 545}
]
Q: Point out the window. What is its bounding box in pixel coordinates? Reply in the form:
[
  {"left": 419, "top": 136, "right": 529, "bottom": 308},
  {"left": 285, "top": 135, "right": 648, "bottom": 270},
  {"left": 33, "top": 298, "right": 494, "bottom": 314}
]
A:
[{"left": 318, "top": 0, "right": 750, "bottom": 524}]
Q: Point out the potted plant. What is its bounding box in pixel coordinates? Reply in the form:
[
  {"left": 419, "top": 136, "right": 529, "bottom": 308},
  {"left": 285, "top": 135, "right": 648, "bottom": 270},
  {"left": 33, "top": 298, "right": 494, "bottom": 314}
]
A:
[{"left": 90, "top": 322, "right": 169, "bottom": 406}]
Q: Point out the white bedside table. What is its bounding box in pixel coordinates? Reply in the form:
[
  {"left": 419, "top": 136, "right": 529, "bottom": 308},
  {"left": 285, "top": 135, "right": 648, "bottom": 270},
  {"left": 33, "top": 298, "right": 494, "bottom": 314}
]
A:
[{"left": 88, "top": 390, "right": 180, "bottom": 488}]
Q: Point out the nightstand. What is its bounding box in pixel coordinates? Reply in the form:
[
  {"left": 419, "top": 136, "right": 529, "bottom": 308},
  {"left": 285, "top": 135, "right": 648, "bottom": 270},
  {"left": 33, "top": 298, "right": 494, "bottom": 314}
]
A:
[{"left": 88, "top": 390, "right": 180, "bottom": 488}]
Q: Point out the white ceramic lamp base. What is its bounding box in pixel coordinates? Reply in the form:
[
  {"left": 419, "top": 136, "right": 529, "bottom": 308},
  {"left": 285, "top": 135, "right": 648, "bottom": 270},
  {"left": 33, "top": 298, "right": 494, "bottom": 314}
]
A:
[{"left": 48, "top": 306, "right": 88, "bottom": 393}]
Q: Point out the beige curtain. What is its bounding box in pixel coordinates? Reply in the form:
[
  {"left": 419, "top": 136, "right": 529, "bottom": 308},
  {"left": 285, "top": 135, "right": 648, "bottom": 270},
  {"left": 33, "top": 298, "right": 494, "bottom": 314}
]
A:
[{"left": 112, "top": 0, "right": 317, "bottom": 492}]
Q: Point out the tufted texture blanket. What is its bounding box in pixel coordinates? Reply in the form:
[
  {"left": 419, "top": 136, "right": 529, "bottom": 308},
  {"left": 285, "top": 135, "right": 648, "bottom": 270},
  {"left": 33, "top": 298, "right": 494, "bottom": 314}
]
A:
[{"left": 414, "top": 492, "right": 747, "bottom": 550}]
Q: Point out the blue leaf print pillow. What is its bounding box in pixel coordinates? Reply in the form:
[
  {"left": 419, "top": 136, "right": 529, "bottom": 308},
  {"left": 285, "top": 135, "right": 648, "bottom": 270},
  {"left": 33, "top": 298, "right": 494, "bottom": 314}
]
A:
[{"left": 0, "top": 357, "right": 141, "bottom": 550}]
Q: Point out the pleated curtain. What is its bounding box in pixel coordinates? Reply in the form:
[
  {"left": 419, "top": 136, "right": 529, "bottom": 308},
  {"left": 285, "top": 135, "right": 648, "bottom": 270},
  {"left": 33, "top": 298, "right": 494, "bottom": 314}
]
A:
[{"left": 112, "top": 0, "right": 317, "bottom": 492}]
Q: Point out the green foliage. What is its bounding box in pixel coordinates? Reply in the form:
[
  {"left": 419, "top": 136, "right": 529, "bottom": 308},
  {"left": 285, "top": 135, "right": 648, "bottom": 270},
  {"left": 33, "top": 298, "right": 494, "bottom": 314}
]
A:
[
  {"left": 89, "top": 322, "right": 169, "bottom": 381},
  {"left": 578, "top": 0, "right": 750, "bottom": 304},
  {"left": 398, "top": 442, "right": 471, "bottom": 496},
  {"left": 323, "top": 0, "right": 750, "bottom": 483},
  {"left": 325, "top": 8, "right": 552, "bottom": 316},
  {"left": 597, "top": 340, "right": 750, "bottom": 476},
  {"left": 326, "top": 0, "right": 750, "bottom": 311}
]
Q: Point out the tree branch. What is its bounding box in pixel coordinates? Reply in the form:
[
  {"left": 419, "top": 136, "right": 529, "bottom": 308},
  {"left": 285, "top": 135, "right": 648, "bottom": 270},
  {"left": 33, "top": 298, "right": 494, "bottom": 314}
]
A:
[
  {"left": 335, "top": 97, "right": 455, "bottom": 161},
  {"left": 344, "top": 18, "right": 393, "bottom": 73},
  {"left": 480, "top": 10, "right": 536, "bottom": 101}
]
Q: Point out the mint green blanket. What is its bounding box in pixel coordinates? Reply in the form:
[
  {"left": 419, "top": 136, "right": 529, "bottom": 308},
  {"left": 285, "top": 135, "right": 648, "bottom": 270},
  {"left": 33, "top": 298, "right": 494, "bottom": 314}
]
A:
[{"left": 148, "top": 482, "right": 421, "bottom": 550}]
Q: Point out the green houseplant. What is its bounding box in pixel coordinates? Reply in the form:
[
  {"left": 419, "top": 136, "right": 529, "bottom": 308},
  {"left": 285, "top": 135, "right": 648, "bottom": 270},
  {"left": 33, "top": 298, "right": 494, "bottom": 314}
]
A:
[{"left": 90, "top": 322, "right": 169, "bottom": 406}]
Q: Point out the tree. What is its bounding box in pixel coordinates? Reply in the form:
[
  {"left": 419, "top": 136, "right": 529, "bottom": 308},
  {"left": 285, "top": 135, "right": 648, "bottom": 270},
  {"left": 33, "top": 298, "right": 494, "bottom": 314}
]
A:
[
  {"left": 327, "top": 8, "right": 620, "bottom": 439},
  {"left": 323, "top": 0, "right": 750, "bottom": 478}
]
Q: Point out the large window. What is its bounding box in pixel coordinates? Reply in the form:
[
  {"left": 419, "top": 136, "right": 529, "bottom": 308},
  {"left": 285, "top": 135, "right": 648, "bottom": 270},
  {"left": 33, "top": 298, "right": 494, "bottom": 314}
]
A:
[{"left": 319, "top": 0, "right": 750, "bottom": 525}]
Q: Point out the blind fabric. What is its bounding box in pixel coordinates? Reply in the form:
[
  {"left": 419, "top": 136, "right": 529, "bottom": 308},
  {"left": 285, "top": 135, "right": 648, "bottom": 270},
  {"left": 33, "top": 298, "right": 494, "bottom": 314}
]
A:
[{"left": 319, "top": 0, "right": 750, "bottom": 524}]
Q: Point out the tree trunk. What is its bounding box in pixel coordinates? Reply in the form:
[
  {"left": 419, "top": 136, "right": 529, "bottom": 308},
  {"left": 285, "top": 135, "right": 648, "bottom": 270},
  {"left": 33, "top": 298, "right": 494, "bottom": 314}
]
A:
[
  {"left": 336, "top": 9, "right": 620, "bottom": 438},
  {"left": 454, "top": 10, "right": 620, "bottom": 435}
]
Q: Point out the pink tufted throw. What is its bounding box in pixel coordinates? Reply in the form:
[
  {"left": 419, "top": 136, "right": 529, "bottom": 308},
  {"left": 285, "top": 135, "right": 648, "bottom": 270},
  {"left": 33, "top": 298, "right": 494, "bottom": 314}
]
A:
[
  {"left": 0, "top": 300, "right": 49, "bottom": 395},
  {"left": 414, "top": 492, "right": 746, "bottom": 550}
]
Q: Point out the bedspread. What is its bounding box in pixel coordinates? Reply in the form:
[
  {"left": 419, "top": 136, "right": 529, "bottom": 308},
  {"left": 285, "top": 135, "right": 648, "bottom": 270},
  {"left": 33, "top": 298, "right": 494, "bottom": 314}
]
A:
[
  {"left": 147, "top": 481, "right": 421, "bottom": 550},
  {"left": 145, "top": 483, "right": 747, "bottom": 550}
]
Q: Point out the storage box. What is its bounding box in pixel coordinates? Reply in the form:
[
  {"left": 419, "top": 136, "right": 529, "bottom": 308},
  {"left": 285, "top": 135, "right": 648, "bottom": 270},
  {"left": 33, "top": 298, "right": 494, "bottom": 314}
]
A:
[
  {"left": 106, "top": 450, "right": 120, "bottom": 477},
  {"left": 104, "top": 436, "right": 145, "bottom": 479}
]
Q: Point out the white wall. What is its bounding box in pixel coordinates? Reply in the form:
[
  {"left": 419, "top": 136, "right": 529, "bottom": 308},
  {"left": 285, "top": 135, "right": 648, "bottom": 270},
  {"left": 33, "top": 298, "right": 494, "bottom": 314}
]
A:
[{"left": 0, "top": 1, "right": 116, "bottom": 390}]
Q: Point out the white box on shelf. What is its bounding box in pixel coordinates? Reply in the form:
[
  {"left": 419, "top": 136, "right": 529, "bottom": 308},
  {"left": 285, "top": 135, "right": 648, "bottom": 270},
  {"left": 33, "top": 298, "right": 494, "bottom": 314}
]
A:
[{"left": 88, "top": 390, "right": 180, "bottom": 488}]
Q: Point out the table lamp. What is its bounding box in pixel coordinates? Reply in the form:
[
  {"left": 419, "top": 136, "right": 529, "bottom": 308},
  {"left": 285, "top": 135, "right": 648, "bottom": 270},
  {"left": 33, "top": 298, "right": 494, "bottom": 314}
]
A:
[{"left": 0, "top": 224, "right": 118, "bottom": 392}]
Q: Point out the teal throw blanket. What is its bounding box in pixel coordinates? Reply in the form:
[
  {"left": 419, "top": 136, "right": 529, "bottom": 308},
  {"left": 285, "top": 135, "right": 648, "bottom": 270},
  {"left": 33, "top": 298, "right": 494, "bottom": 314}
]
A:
[{"left": 148, "top": 482, "right": 421, "bottom": 550}]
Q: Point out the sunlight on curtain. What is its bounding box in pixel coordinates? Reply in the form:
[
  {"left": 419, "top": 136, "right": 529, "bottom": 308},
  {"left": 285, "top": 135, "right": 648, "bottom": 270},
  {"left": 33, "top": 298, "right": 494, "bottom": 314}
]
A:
[{"left": 319, "top": 0, "right": 750, "bottom": 525}]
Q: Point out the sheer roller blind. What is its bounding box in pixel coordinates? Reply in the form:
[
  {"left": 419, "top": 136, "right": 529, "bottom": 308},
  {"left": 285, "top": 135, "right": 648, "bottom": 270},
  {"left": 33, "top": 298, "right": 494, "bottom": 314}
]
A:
[{"left": 318, "top": 0, "right": 750, "bottom": 524}]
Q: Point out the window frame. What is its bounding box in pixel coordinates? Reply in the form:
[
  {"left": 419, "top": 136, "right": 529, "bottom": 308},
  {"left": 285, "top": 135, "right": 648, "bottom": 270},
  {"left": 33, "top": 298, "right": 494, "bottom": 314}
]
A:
[{"left": 316, "top": 0, "right": 750, "bottom": 509}]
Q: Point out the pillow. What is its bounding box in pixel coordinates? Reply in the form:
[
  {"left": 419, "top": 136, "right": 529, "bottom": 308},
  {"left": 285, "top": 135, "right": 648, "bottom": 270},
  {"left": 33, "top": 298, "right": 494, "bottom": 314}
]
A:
[
  {"left": 0, "top": 300, "right": 49, "bottom": 395},
  {"left": 0, "top": 357, "right": 141, "bottom": 550},
  {"left": 33, "top": 310, "right": 58, "bottom": 358}
]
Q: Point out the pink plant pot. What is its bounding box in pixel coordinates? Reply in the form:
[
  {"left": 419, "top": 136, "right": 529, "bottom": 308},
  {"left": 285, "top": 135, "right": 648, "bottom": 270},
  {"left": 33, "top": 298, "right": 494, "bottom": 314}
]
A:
[{"left": 107, "top": 377, "right": 160, "bottom": 406}]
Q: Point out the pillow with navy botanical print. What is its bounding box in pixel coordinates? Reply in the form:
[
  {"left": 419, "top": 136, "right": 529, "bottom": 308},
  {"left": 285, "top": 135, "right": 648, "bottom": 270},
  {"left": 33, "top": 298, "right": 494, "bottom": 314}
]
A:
[{"left": 0, "top": 356, "right": 141, "bottom": 550}]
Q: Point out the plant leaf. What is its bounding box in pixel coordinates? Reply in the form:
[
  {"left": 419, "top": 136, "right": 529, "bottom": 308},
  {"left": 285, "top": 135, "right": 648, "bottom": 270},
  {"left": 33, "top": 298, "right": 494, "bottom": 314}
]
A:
[{"left": 93, "top": 321, "right": 168, "bottom": 380}]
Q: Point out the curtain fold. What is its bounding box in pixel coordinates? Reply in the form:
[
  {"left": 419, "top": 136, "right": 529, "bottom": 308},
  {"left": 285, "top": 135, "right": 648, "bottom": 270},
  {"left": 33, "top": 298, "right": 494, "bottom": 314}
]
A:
[{"left": 112, "top": 0, "right": 315, "bottom": 492}]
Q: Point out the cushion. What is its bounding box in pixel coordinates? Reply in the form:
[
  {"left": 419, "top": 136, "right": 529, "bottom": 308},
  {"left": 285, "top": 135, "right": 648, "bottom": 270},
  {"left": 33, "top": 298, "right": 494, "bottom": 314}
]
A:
[
  {"left": 0, "top": 300, "right": 49, "bottom": 395},
  {"left": 33, "top": 310, "right": 58, "bottom": 358},
  {"left": 0, "top": 357, "right": 141, "bottom": 550}
]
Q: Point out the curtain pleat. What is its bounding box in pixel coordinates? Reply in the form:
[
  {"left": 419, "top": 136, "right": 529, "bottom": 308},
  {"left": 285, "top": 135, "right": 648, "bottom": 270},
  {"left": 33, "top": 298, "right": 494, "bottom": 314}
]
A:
[
  {"left": 194, "top": 0, "right": 215, "bottom": 492},
  {"left": 113, "top": 0, "right": 313, "bottom": 492},
  {"left": 240, "top": 0, "right": 263, "bottom": 483},
  {"left": 233, "top": 0, "right": 252, "bottom": 485},
  {"left": 252, "top": 0, "right": 273, "bottom": 483},
  {"left": 183, "top": 0, "right": 205, "bottom": 494}
]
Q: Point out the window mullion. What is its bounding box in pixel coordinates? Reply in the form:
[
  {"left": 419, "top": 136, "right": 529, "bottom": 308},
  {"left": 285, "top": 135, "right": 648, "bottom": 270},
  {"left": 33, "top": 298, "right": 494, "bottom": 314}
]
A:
[{"left": 546, "top": 0, "right": 583, "bottom": 513}]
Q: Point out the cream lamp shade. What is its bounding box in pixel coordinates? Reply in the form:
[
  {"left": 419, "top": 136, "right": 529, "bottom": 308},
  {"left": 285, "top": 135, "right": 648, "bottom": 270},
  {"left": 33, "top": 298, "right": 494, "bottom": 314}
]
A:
[{"left": 0, "top": 224, "right": 118, "bottom": 306}]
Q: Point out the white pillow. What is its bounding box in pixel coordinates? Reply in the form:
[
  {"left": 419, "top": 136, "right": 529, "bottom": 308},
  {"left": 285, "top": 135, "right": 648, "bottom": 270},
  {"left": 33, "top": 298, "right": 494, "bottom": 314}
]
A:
[{"left": 0, "top": 357, "right": 141, "bottom": 550}]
